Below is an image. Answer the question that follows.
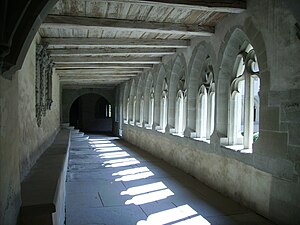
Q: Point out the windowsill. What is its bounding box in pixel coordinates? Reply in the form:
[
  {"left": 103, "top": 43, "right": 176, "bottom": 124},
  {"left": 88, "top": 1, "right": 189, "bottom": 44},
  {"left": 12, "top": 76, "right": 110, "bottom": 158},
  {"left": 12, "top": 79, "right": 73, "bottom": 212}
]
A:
[
  {"left": 156, "top": 129, "right": 165, "bottom": 133},
  {"left": 145, "top": 125, "right": 152, "bottom": 130},
  {"left": 223, "top": 145, "right": 252, "bottom": 154},
  {"left": 172, "top": 133, "right": 184, "bottom": 137},
  {"left": 136, "top": 122, "right": 143, "bottom": 127},
  {"left": 193, "top": 138, "right": 210, "bottom": 144}
]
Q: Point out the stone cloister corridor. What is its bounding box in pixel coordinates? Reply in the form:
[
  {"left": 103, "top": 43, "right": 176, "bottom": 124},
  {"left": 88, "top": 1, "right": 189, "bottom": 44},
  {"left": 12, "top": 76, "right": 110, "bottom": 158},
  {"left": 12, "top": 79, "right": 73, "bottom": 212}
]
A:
[
  {"left": 66, "top": 131, "right": 273, "bottom": 225},
  {"left": 1, "top": 0, "right": 300, "bottom": 225}
]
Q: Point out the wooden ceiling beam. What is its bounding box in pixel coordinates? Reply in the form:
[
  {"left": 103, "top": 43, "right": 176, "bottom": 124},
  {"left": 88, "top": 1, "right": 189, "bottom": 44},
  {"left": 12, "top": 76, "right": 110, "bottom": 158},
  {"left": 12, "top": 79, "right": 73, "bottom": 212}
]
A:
[
  {"left": 47, "top": 48, "right": 176, "bottom": 56},
  {"left": 62, "top": 84, "right": 116, "bottom": 89},
  {"left": 56, "top": 68, "right": 144, "bottom": 74},
  {"left": 60, "top": 74, "right": 137, "bottom": 79},
  {"left": 60, "top": 78, "right": 131, "bottom": 82},
  {"left": 85, "top": 0, "right": 246, "bottom": 13},
  {"left": 43, "top": 15, "right": 214, "bottom": 36},
  {"left": 52, "top": 56, "right": 161, "bottom": 64},
  {"left": 55, "top": 63, "right": 152, "bottom": 69},
  {"left": 43, "top": 38, "right": 189, "bottom": 48}
]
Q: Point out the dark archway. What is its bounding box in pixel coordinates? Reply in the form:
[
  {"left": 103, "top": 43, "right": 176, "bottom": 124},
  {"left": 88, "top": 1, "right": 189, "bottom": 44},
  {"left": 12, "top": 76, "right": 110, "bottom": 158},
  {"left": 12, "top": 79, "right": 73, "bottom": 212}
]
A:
[{"left": 69, "top": 93, "right": 113, "bottom": 133}]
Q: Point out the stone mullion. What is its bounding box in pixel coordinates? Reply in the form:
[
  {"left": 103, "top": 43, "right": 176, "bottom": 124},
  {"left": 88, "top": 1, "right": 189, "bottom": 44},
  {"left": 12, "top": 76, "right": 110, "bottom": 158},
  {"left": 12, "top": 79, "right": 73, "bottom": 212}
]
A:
[
  {"left": 206, "top": 92, "right": 212, "bottom": 140},
  {"left": 244, "top": 73, "right": 254, "bottom": 148}
]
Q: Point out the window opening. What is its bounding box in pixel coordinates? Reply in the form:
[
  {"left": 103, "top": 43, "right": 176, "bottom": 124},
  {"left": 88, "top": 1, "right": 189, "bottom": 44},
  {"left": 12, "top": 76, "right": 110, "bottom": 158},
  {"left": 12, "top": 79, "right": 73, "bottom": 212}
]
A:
[{"left": 228, "top": 44, "right": 260, "bottom": 150}]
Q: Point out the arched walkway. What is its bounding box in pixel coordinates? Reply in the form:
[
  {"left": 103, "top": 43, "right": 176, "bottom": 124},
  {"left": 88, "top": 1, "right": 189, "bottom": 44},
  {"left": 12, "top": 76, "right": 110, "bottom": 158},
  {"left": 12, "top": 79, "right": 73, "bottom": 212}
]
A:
[{"left": 69, "top": 93, "right": 113, "bottom": 133}]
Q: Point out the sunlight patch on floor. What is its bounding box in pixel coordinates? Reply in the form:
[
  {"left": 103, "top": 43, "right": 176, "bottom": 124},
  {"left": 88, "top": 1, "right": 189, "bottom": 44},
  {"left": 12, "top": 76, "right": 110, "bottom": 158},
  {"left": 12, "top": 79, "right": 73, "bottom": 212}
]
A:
[
  {"left": 125, "top": 189, "right": 174, "bottom": 205},
  {"left": 121, "top": 182, "right": 167, "bottom": 196},
  {"left": 136, "top": 205, "right": 206, "bottom": 225},
  {"left": 98, "top": 151, "right": 130, "bottom": 159}
]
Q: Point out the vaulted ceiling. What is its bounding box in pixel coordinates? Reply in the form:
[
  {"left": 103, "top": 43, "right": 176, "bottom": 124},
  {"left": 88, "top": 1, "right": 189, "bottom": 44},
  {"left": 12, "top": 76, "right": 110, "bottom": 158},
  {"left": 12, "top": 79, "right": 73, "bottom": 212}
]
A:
[{"left": 39, "top": 0, "right": 246, "bottom": 88}]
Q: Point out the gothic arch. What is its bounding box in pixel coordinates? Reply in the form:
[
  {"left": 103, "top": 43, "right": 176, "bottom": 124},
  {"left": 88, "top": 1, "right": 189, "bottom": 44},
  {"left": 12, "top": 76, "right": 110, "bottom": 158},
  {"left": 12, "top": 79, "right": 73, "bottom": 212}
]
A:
[
  {"left": 123, "top": 82, "right": 130, "bottom": 122},
  {"left": 186, "top": 42, "right": 216, "bottom": 136},
  {"left": 154, "top": 65, "right": 167, "bottom": 128},
  {"left": 128, "top": 79, "right": 137, "bottom": 123},
  {"left": 216, "top": 22, "right": 269, "bottom": 142},
  {"left": 62, "top": 89, "right": 114, "bottom": 123},
  {"left": 144, "top": 72, "right": 154, "bottom": 127},
  {"left": 168, "top": 54, "right": 187, "bottom": 132},
  {"left": 1, "top": 0, "right": 59, "bottom": 79},
  {"left": 136, "top": 75, "right": 145, "bottom": 125}
]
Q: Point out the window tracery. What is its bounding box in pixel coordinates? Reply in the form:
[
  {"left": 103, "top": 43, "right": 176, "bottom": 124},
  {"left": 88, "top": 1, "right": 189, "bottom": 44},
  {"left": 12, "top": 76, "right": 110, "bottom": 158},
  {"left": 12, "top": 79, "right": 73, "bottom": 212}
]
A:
[
  {"left": 160, "top": 78, "right": 168, "bottom": 132},
  {"left": 196, "top": 59, "right": 215, "bottom": 140},
  {"left": 229, "top": 44, "right": 260, "bottom": 149},
  {"left": 147, "top": 85, "right": 155, "bottom": 129},
  {"left": 175, "top": 76, "right": 187, "bottom": 135}
]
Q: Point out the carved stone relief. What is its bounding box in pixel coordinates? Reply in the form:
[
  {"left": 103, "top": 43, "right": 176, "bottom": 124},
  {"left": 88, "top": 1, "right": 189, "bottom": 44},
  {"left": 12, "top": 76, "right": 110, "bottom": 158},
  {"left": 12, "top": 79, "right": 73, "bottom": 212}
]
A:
[{"left": 36, "top": 43, "right": 54, "bottom": 127}]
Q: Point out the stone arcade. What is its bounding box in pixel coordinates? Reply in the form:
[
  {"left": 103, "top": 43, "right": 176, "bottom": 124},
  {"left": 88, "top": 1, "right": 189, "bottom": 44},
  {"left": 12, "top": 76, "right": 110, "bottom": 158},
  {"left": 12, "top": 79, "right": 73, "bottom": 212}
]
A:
[{"left": 0, "top": 0, "right": 299, "bottom": 225}]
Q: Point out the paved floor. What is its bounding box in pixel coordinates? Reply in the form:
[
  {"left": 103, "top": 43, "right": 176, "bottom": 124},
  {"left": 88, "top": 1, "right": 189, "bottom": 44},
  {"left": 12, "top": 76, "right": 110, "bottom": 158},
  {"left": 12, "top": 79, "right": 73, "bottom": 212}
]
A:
[{"left": 66, "top": 134, "right": 275, "bottom": 225}]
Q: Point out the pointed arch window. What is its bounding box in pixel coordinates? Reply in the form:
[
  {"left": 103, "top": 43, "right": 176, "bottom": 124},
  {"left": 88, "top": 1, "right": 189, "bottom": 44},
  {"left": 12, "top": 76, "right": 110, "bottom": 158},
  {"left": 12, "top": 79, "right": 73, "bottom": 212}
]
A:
[
  {"left": 175, "top": 77, "right": 187, "bottom": 136},
  {"left": 196, "top": 86, "right": 207, "bottom": 138},
  {"left": 228, "top": 44, "right": 260, "bottom": 150},
  {"left": 195, "top": 62, "right": 215, "bottom": 141},
  {"left": 130, "top": 96, "right": 136, "bottom": 125},
  {"left": 159, "top": 78, "right": 168, "bottom": 133},
  {"left": 125, "top": 97, "right": 129, "bottom": 124},
  {"left": 146, "top": 85, "right": 155, "bottom": 129},
  {"left": 138, "top": 96, "right": 144, "bottom": 127}
]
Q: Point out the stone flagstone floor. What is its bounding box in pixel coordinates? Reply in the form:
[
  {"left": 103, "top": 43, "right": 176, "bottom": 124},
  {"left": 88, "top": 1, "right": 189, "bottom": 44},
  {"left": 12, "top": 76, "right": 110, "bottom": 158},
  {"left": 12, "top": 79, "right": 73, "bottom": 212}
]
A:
[{"left": 66, "top": 134, "right": 275, "bottom": 225}]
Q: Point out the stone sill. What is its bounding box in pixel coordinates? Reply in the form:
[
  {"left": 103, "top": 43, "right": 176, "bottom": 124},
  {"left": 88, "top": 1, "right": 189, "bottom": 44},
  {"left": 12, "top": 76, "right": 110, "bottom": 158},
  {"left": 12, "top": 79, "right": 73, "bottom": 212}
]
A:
[
  {"left": 193, "top": 138, "right": 210, "bottom": 144},
  {"left": 156, "top": 129, "right": 165, "bottom": 133},
  {"left": 172, "top": 133, "right": 184, "bottom": 138},
  {"left": 222, "top": 145, "right": 253, "bottom": 154},
  {"left": 136, "top": 122, "right": 143, "bottom": 128}
]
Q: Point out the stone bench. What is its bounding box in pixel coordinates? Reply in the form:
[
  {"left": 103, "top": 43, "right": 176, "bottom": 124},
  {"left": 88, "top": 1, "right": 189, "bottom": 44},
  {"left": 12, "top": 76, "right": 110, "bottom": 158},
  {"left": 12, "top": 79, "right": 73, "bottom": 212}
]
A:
[{"left": 19, "top": 129, "right": 71, "bottom": 225}]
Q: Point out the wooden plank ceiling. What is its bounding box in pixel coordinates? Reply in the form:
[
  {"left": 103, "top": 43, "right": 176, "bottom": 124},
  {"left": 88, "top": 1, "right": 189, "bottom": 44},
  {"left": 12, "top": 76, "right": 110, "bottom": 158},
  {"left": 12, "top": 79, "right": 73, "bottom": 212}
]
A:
[{"left": 40, "top": 0, "right": 246, "bottom": 88}]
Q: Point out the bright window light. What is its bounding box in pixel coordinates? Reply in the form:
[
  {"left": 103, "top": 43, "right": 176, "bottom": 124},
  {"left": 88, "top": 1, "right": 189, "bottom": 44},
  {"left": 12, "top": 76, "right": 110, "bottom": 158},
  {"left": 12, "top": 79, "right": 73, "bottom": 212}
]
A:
[
  {"left": 94, "top": 147, "right": 123, "bottom": 153},
  {"left": 92, "top": 143, "right": 116, "bottom": 148},
  {"left": 136, "top": 205, "right": 197, "bottom": 225},
  {"left": 115, "top": 171, "right": 154, "bottom": 181},
  {"left": 125, "top": 189, "right": 174, "bottom": 205},
  {"left": 89, "top": 140, "right": 112, "bottom": 144},
  {"left": 98, "top": 151, "right": 130, "bottom": 159},
  {"left": 113, "top": 167, "right": 150, "bottom": 176},
  {"left": 172, "top": 215, "right": 211, "bottom": 225},
  {"left": 121, "top": 182, "right": 167, "bottom": 196},
  {"left": 103, "top": 158, "right": 140, "bottom": 168}
]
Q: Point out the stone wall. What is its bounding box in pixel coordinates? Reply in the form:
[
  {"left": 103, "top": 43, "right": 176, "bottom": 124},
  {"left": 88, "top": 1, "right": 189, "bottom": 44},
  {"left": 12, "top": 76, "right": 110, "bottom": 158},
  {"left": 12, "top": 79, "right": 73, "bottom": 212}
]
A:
[
  {"left": 119, "top": 1, "right": 300, "bottom": 225},
  {"left": 0, "top": 34, "right": 60, "bottom": 225}
]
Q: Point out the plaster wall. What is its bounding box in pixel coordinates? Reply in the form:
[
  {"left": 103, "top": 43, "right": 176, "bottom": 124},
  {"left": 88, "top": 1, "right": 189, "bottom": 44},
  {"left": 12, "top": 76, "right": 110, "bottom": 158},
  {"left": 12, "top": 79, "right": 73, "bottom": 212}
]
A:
[{"left": 0, "top": 34, "right": 60, "bottom": 225}]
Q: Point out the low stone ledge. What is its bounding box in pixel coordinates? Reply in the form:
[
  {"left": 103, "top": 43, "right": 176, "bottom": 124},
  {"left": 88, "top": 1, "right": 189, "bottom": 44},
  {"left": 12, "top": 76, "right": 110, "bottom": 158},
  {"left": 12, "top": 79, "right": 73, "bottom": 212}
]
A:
[{"left": 19, "top": 129, "right": 70, "bottom": 225}]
